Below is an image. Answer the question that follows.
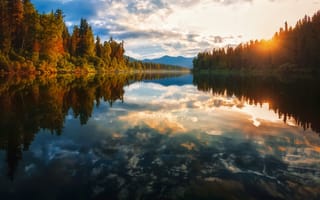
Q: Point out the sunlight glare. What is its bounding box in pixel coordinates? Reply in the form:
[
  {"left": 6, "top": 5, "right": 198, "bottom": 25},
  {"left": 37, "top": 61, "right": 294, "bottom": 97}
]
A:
[{"left": 259, "top": 39, "right": 278, "bottom": 52}]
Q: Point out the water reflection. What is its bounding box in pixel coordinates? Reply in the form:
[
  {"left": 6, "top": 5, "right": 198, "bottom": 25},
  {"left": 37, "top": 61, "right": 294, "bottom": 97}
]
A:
[
  {"left": 194, "top": 73, "right": 320, "bottom": 134},
  {"left": 0, "top": 73, "right": 320, "bottom": 199},
  {"left": 0, "top": 73, "right": 185, "bottom": 179}
]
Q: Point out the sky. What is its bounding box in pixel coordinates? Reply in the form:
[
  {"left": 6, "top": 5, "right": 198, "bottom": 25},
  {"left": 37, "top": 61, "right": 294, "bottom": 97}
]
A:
[{"left": 32, "top": 0, "right": 320, "bottom": 59}]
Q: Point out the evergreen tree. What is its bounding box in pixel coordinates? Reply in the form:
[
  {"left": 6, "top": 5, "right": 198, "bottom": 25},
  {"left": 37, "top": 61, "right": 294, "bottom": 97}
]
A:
[
  {"left": 9, "top": 0, "right": 24, "bottom": 50},
  {"left": 21, "top": 0, "right": 39, "bottom": 57},
  {"left": 0, "top": 0, "right": 11, "bottom": 54},
  {"left": 77, "top": 18, "right": 95, "bottom": 57},
  {"left": 95, "top": 36, "right": 102, "bottom": 57},
  {"left": 70, "top": 25, "right": 80, "bottom": 56}
]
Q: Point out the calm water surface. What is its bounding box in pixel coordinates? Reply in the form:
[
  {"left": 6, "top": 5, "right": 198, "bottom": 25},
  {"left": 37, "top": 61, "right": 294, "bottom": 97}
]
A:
[{"left": 0, "top": 73, "right": 320, "bottom": 199}]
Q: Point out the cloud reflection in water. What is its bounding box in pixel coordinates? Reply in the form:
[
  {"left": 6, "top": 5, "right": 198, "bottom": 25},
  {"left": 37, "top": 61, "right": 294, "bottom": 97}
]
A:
[
  {"left": 1, "top": 81, "right": 319, "bottom": 199},
  {"left": 122, "top": 82, "right": 299, "bottom": 135}
]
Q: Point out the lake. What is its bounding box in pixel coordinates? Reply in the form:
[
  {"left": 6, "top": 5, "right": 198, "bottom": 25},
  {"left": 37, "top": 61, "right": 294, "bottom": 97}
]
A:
[{"left": 0, "top": 73, "right": 320, "bottom": 199}]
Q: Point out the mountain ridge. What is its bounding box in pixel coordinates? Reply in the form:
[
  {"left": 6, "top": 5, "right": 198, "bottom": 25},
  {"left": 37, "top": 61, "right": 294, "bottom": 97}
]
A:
[{"left": 142, "top": 56, "right": 194, "bottom": 68}]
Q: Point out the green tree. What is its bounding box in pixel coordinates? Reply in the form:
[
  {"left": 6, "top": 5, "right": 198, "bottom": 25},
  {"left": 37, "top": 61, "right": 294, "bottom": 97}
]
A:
[
  {"left": 77, "top": 18, "right": 95, "bottom": 57},
  {"left": 95, "top": 36, "right": 102, "bottom": 57}
]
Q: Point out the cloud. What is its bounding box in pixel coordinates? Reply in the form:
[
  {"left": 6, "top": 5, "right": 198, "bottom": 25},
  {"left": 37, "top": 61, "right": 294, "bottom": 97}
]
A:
[
  {"left": 32, "top": 0, "right": 318, "bottom": 59},
  {"left": 114, "top": 29, "right": 182, "bottom": 40},
  {"left": 32, "top": 0, "right": 247, "bottom": 58},
  {"left": 216, "top": 0, "right": 253, "bottom": 5},
  {"left": 126, "top": 0, "right": 168, "bottom": 15}
]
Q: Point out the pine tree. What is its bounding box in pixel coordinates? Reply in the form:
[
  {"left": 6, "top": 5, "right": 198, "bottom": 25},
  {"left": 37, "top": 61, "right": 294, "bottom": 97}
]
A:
[
  {"left": 95, "top": 36, "right": 102, "bottom": 57},
  {"left": 21, "top": 0, "right": 39, "bottom": 57},
  {"left": 0, "top": 0, "right": 11, "bottom": 53},
  {"left": 77, "top": 18, "right": 95, "bottom": 57},
  {"left": 9, "top": 0, "right": 24, "bottom": 50},
  {"left": 70, "top": 26, "right": 80, "bottom": 56}
]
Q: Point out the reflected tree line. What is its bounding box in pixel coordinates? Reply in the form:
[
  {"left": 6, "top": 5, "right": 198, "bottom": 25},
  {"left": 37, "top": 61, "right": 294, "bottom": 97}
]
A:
[
  {"left": 193, "top": 73, "right": 320, "bottom": 134},
  {"left": 0, "top": 73, "right": 184, "bottom": 179}
]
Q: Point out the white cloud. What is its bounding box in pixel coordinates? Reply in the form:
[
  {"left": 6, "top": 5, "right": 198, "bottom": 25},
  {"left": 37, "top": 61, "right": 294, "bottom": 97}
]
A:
[{"left": 33, "top": 0, "right": 319, "bottom": 59}]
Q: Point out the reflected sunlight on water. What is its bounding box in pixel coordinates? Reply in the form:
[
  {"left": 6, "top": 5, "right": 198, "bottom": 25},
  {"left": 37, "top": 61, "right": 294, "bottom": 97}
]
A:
[{"left": 122, "top": 82, "right": 302, "bottom": 135}]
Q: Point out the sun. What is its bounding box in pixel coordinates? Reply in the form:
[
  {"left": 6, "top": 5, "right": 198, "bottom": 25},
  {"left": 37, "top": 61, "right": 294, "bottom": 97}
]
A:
[{"left": 259, "top": 39, "right": 278, "bottom": 52}]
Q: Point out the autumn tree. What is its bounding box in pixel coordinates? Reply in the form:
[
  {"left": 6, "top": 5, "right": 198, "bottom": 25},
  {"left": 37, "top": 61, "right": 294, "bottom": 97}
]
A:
[
  {"left": 0, "top": 0, "right": 129, "bottom": 72},
  {"left": 38, "top": 10, "right": 66, "bottom": 62}
]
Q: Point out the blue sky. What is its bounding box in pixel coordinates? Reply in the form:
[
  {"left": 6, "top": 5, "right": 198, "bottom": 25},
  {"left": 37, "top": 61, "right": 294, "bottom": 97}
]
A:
[{"left": 32, "top": 0, "right": 319, "bottom": 59}]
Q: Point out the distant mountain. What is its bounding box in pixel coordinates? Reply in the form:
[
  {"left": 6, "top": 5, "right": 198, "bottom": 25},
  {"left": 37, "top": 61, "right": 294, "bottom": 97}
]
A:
[
  {"left": 125, "top": 56, "right": 138, "bottom": 62},
  {"left": 143, "top": 56, "right": 194, "bottom": 68}
]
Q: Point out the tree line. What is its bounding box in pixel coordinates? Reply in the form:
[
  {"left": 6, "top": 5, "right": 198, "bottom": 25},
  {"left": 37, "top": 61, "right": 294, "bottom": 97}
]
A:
[
  {"left": 0, "top": 0, "right": 187, "bottom": 73},
  {"left": 193, "top": 11, "right": 320, "bottom": 73},
  {"left": 128, "top": 60, "right": 190, "bottom": 71}
]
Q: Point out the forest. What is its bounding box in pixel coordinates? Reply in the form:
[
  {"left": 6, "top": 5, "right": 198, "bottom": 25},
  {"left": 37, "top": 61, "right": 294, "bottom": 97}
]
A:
[
  {"left": 193, "top": 11, "right": 320, "bottom": 73},
  {"left": 0, "top": 0, "right": 187, "bottom": 74}
]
